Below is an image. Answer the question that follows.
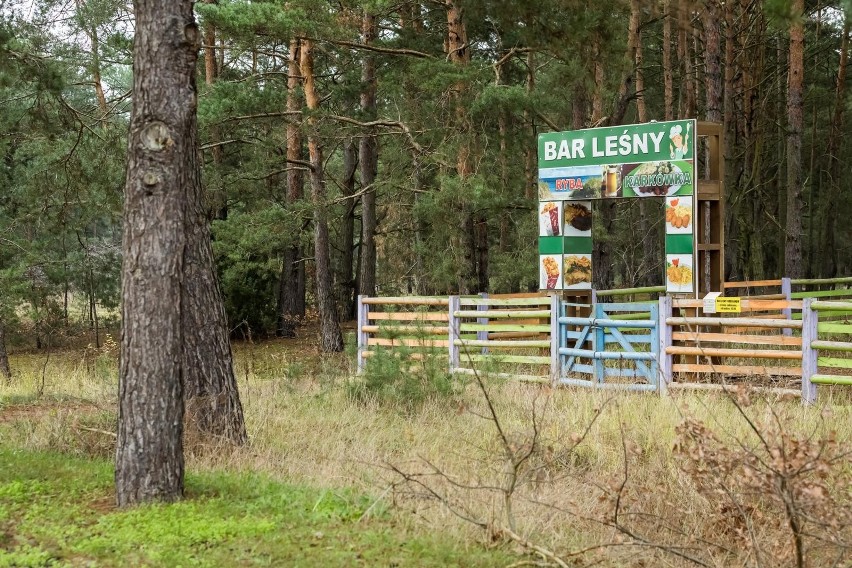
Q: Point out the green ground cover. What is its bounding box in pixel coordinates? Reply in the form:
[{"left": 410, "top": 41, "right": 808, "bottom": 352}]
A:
[{"left": 0, "top": 448, "right": 510, "bottom": 567}]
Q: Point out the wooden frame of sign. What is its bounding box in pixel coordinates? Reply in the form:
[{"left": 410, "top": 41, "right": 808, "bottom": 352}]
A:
[{"left": 696, "top": 122, "right": 725, "bottom": 296}]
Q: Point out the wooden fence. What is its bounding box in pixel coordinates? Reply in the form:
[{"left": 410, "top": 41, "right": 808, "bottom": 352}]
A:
[{"left": 357, "top": 286, "right": 852, "bottom": 403}]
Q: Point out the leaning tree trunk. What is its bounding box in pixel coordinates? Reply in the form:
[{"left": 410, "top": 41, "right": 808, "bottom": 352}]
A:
[
  {"left": 181, "top": 182, "right": 247, "bottom": 445},
  {"left": 358, "top": 12, "right": 378, "bottom": 299},
  {"left": 785, "top": 0, "right": 805, "bottom": 279},
  {"left": 0, "top": 320, "right": 11, "bottom": 380},
  {"left": 301, "top": 39, "right": 344, "bottom": 352},
  {"left": 116, "top": 0, "right": 196, "bottom": 506}
]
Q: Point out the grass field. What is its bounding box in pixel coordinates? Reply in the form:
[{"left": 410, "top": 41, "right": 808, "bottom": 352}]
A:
[{"left": 1, "top": 329, "right": 850, "bottom": 566}]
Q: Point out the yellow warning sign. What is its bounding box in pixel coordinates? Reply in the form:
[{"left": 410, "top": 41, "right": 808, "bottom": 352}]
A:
[{"left": 715, "top": 297, "right": 741, "bottom": 313}]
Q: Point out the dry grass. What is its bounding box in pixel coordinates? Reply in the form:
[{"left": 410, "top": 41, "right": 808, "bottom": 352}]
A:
[{"left": 2, "top": 333, "right": 851, "bottom": 566}]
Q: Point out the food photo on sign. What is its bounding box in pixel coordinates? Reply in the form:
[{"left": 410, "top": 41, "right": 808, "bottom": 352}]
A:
[
  {"left": 563, "top": 254, "right": 592, "bottom": 289},
  {"left": 563, "top": 201, "right": 592, "bottom": 236},
  {"left": 539, "top": 202, "right": 562, "bottom": 236},
  {"left": 665, "top": 254, "right": 694, "bottom": 293},
  {"left": 540, "top": 255, "right": 563, "bottom": 290},
  {"left": 665, "top": 195, "right": 693, "bottom": 233}
]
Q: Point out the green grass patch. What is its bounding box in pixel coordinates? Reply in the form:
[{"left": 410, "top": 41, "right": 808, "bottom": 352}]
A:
[{"left": 0, "top": 448, "right": 508, "bottom": 567}]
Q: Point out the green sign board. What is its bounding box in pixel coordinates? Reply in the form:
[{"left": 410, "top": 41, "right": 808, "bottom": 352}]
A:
[
  {"left": 536, "top": 119, "right": 698, "bottom": 294},
  {"left": 537, "top": 119, "right": 695, "bottom": 201}
]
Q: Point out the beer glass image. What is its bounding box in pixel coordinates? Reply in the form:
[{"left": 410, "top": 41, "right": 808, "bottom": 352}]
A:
[{"left": 605, "top": 166, "right": 619, "bottom": 197}]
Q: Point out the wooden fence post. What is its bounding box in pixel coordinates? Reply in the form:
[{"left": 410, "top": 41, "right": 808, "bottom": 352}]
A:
[
  {"left": 477, "top": 292, "right": 489, "bottom": 354},
  {"left": 357, "top": 295, "right": 368, "bottom": 373},
  {"left": 658, "top": 296, "right": 672, "bottom": 396},
  {"left": 801, "top": 298, "right": 817, "bottom": 405},
  {"left": 550, "top": 293, "right": 560, "bottom": 383},
  {"left": 448, "top": 295, "right": 460, "bottom": 373},
  {"left": 781, "top": 277, "right": 792, "bottom": 337}
]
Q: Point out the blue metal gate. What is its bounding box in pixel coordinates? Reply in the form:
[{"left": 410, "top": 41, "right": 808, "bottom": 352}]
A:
[{"left": 558, "top": 302, "right": 660, "bottom": 391}]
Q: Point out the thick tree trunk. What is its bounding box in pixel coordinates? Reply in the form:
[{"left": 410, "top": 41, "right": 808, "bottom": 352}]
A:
[
  {"left": 703, "top": 0, "right": 722, "bottom": 293},
  {"left": 0, "top": 320, "right": 11, "bottom": 380},
  {"left": 116, "top": 0, "right": 196, "bottom": 506},
  {"left": 301, "top": 39, "right": 343, "bottom": 352},
  {"left": 785, "top": 0, "right": 805, "bottom": 279},
  {"left": 277, "top": 38, "right": 305, "bottom": 337},
  {"left": 358, "top": 13, "right": 378, "bottom": 299}
]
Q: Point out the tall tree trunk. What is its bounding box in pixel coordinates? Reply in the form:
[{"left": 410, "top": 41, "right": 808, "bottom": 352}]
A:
[
  {"left": 784, "top": 0, "right": 805, "bottom": 279},
  {"left": 678, "top": 0, "right": 696, "bottom": 118},
  {"left": 358, "top": 13, "right": 379, "bottom": 299},
  {"left": 0, "top": 320, "right": 11, "bottom": 380},
  {"left": 75, "top": 0, "right": 108, "bottom": 115},
  {"left": 202, "top": 0, "right": 226, "bottom": 220},
  {"left": 523, "top": 51, "right": 536, "bottom": 200},
  {"left": 820, "top": 16, "right": 850, "bottom": 277},
  {"left": 703, "top": 0, "right": 722, "bottom": 293},
  {"left": 277, "top": 38, "right": 305, "bottom": 337},
  {"left": 445, "top": 0, "right": 480, "bottom": 293},
  {"left": 632, "top": 0, "right": 659, "bottom": 286},
  {"left": 116, "top": 0, "right": 195, "bottom": 506},
  {"left": 340, "top": 138, "right": 358, "bottom": 318},
  {"left": 663, "top": 0, "right": 674, "bottom": 122},
  {"left": 301, "top": 39, "right": 344, "bottom": 352}
]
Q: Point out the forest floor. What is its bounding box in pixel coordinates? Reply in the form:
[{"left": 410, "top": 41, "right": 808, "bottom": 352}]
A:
[{"left": 1, "top": 325, "right": 851, "bottom": 567}]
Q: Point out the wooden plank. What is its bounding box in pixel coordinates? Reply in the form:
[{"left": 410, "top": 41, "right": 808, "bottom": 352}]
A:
[
  {"left": 450, "top": 367, "right": 550, "bottom": 383},
  {"left": 362, "top": 350, "right": 432, "bottom": 361},
  {"left": 811, "top": 300, "right": 852, "bottom": 311},
  {"left": 368, "top": 338, "right": 449, "bottom": 348},
  {"left": 596, "top": 286, "right": 666, "bottom": 297},
  {"left": 459, "top": 323, "right": 550, "bottom": 333},
  {"left": 363, "top": 296, "right": 449, "bottom": 306},
  {"left": 791, "top": 289, "right": 852, "bottom": 299},
  {"left": 672, "top": 364, "right": 802, "bottom": 376},
  {"left": 791, "top": 276, "right": 852, "bottom": 285},
  {"left": 810, "top": 374, "right": 852, "bottom": 385},
  {"left": 667, "top": 317, "right": 803, "bottom": 329},
  {"left": 723, "top": 279, "right": 782, "bottom": 289},
  {"left": 669, "top": 382, "right": 801, "bottom": 396},
  {"left": 458, "top": 297, "right": 551, "bottom": 306},
  {"left": 801, "top": 298, "right": 818, "bottom": 403},
  {"left": 666, "top": 346, "right": 801, "bottom": 359},
  {"left": 454, "top": 309, "right": 551, "bottom": 319},
  {"left": 817, "top": 323, "right": 852, "bottom": 335},
  {"left": 362, "top": 325, "right": 448, "bottom": 334},
  {"left": 463, "top": 354, "right": 551, "bottom": 364},
  {"left": 672, "top": 332, "right": 802, "bottom": 346},
  {"left": 810, "top": 340, "right": 852, "bottom": 352},
  {"left": 818, "top": 357, "right": 852, "bottom": 369},
  {"left": 368, "top": 312, "right": 448, "bottom": 322},
  {"left": 454, "top": 339, "right": 550, "bottom": 348}
]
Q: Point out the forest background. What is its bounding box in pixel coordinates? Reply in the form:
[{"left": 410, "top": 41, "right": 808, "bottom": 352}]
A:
[{"left": 1, "top": 0, "right": 851, "bottom": 351}]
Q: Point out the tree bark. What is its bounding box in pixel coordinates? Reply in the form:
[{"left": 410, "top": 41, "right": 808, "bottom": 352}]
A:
[
  {"left": 358, "top": 13, "right": 378, "bottom": 299},
  {"left": 784, "top": 0, "right": 805, "bottom": 279},
  {"left": 340, "top": 138, "right": 358, "bottom": 319},
  {"left": 277, "top": 38, "right": 305, "bottom": 337},
  {"left": 116, "top": 0, "right": 195, "bottom": 506},
  {"left": 663, "top": 0, "right": 674, "bottom": 122},
  {"left": 301, "top": 39, "right": 344, "bottom": 352},
  {"left": 0, "top": 320, "right": 11, "bottom": 380}
]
